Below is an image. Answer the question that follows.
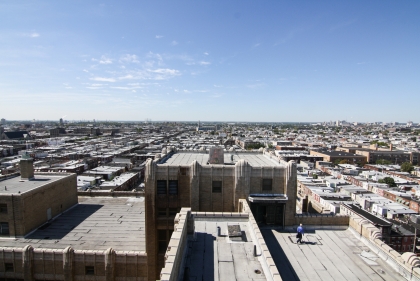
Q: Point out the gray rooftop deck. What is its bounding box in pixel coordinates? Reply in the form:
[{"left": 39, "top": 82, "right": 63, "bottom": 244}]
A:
[
  {"left": 183, "top": 220, "right": 268, "bottom": 281},
  {"left": 0, "top": 174, "right": 69, "bottom": 195},
  {"left": 1, "top": 197, "right": 145, "bottom": 251},
  {"left": 160, "top": 152, "right": 281, "bottom": 167},
  {"left": 263, "top": 228, "right": 402, "bottom": 281}
]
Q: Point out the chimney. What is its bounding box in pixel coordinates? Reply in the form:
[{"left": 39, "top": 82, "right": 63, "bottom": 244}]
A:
[{"left": 20, "top": 153, "right": 34, "bottom": 180}]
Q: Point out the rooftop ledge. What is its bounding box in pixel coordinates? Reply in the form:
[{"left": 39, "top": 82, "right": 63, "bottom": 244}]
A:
[{"left": 248, "top": 193, "right": 288, "bottom": 203}]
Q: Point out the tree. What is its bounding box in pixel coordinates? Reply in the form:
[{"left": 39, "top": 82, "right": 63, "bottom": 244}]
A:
[
  {"left": 339, "top": 159, "right": 350, "bottom": 164},
  {"left": 401, "top": 162, "right": 414, "bottom": 173},
  {"left": 378, "top": 177, "right": 396, "bottom": 187}
]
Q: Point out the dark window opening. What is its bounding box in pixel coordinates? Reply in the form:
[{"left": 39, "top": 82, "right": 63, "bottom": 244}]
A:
[
  {"left": 0, "top": 222, "right": 9, "bottom": 236},
  {"left": 157, "top": 180, "right": 167, "bottom": 194},
  {"left": 85, "top": 266, "right": 95, "bottom": 275},
  {"left": 0, "top": 204, "right": 7, "bottom": 214},
  {"left": 262, "top": 179, "right": 273, "bottom": 191},
  {"left": 169, "top": 180, "right": 178, "bottom": 195},
  {"left": 212, "top": 181, "right": 222, "bottom": 193},
  {"left": 4, "top": 263, "right": 14, "bottom": 272},
  {"left": 158, "top": 208, "right": 167, "bottom": 217},
  {"left": 169, "top": 208, "right": 179, "bottom": 216},
  {"left": 158, "top": 230, "right": 169, "bottom": 253}
]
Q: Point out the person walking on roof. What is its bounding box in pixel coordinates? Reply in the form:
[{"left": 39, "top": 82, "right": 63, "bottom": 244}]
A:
[{"left": 297, "top": 223, "right": 304, "bottom": 244}]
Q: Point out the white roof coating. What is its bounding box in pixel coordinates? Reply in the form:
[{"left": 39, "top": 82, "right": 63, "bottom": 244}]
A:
[{"left": 159, "top": 152, "right": 282, "bottom": 167}]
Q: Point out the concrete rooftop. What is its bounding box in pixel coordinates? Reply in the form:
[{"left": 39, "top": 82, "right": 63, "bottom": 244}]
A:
[
  {"left": 263, "top": 227, "right": 402, "bottom": 281},
  {"left": 160, "top": 152, "right": 281, "bottom": 167},
  {"left": 0, "top": 174, "right": 69, "bottom": 195},
  {"left": 1, "top": 196, "right": 145, "bottom": 251},
  {"left": 183, "top": 220, "right": 268, "bottom": 281}
]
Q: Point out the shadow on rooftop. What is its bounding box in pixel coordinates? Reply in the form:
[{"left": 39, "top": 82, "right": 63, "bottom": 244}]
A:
[
  {"left": 183, "top": 232, "right": 214, "bottom": 281},
  {"left": 27, "top": 204, "right": 103, "bottom": 240},
  {"left": 261, "top": 229, "right": 301, "bottom": 281}
]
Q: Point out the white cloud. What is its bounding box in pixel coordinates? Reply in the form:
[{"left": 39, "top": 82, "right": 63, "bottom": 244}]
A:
[
  {"left": 90, "top": 77, "right": 116, "bottom": 82},
  {"left": 30, "top": 33, "right": 40, "bottom": 38},
  {"left": 253, "top": 43, "right": 261, "bottom": 48},
  {"left": 199, "top": 61, "right": 211, "bottom": 65},
  {"left": 156, "top": 35, "right": 163, "bottom": 39},
  {"left": 120, "top": 54, "right": 139, "bottom": 63},
  {"left": 83, "top": 69, "right": 89, "bottom": 73},
  {"left": 94, "top": 55, "right": 112, "bottom": 64},
  {"left": 171, "top": 40, "right": 178, "bottom": 46},
  {"left": 118, "top": 74, "right": 134, "bottom": 80},
  {"left": 151, "top": 68, "right": 179, "bottom": 75},
  {"left": 204, "top": 52, "right": 209, "bottom": 56}
]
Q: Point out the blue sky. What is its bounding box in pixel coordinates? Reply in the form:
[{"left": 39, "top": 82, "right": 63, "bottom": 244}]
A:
[{"left": 1, "top": 1, "right": 419, "bottom": 123}]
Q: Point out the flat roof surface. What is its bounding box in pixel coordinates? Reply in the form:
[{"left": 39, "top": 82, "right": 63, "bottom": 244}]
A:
[
  {"left": 1, "top": 197, "right": 145, "bottom": 251},
  {"left": 263, "top": 228, "right": 402, "bottom": 281},
  {"left": 160, "top": 152, "right": 281, "bottom": 167},
  {"left": 183, "top": 220, "right": 268, "bottom": 281},
  {"left": 0, "top": 174, "right": 69, "bottom": 195}
]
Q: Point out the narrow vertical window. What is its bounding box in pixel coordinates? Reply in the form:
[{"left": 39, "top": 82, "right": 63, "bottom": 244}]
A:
[
  {"left": 169, "top": 180, "right": 178, "bottom": 195},
  {"left": 157, "top": 180, "right": 167, "bottom": 194}
]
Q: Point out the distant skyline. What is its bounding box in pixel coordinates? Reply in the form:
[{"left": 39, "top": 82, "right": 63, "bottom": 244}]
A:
[{"left": 1, "top": 1, "right": 419, "bottom": 122}]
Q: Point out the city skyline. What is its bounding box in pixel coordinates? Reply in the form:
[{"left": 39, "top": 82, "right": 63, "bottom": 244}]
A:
[{"left": 1, "top": 1, "right": 419, "bottom": 122}]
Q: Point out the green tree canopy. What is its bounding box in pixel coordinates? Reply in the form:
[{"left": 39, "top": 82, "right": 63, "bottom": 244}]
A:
[
  {"left": 378, "top": 177, "right": 396, "bottom": 187},
  {"left": 401, "top": 162, "right": 414, "bottom": 173}
]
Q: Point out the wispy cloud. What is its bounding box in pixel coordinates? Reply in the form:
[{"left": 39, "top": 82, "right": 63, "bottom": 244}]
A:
[
  {"left": 171, "top": 40, "right": 178, "bottom": 46},
  {"left": 30, "top": 33, "right": 40, "bottom": 38},
  {"left": 99, "top": 55, "right": 112, "bottom": 64},
  {"left": 204, "top": 52, "right": 209, "bottom": 56},
  {"left": 199, "top": 61, "right": 211, "bottom": 65},
  {"left": 119, "top": 54, "right": 139, "bottom": 63},
  {"left": 155, "top": 35, "right": 163, "bottom": 39},
  {"left": 253, "top": 43, "right": 261, "bottom": 48},
  {"left": 357, "top": 62, "right": 366, "bottom": 65},
  {"left": 90, "top": 77, "right": 116, "bottom": 82}
]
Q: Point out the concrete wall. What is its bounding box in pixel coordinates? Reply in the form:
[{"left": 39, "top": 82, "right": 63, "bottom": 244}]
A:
[
  {"left": 293, "top": 213, "right": 349, "bottom": 227},
  {"left": 160, "top": 208, "right": 190, "bottom": 281},
  {"left": 0, "top": 246, "right": 147, "bottom": 281}
]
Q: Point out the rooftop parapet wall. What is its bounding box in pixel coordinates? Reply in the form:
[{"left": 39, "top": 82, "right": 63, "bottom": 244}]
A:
[
  {"left": 78, "top": 190, "right": 145, "bottom": 197},
  {"left": 293, "top": 213, "right": 350, "bottom": 227},
  {"left": 349, "top": 216, "right": 420, "bottom": 281},
  {"left": 160, "top": 208, "right": 191, "bottom": 281},
  {"left": 0, "top": 246, "right": 147, "bottom": 280},
  {"left": 239, "top": 199, "right": 282, "bottom": 281}
]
